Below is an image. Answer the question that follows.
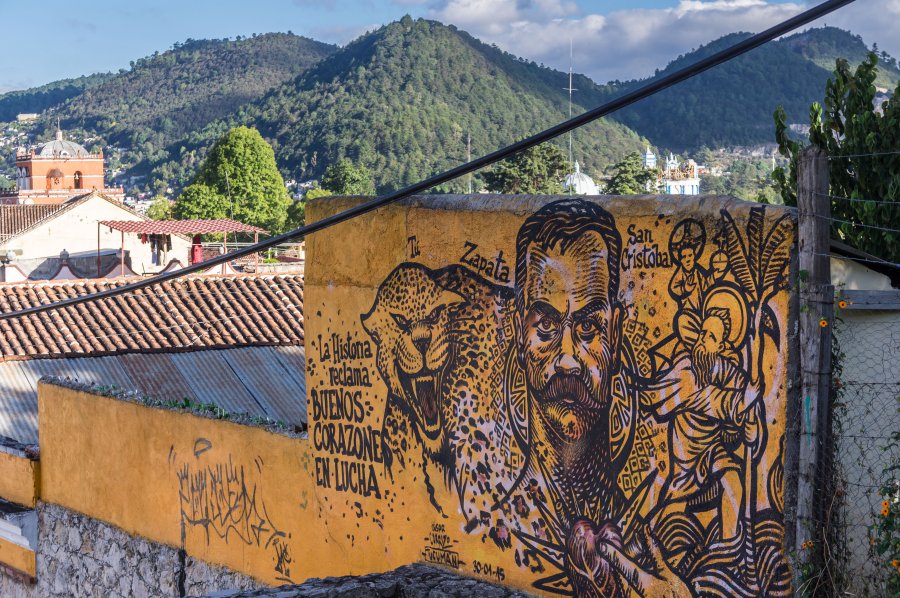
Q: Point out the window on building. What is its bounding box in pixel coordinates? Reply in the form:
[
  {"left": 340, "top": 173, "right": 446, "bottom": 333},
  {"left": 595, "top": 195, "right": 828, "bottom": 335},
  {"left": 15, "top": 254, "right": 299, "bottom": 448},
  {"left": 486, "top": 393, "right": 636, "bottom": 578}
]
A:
[{"left": 74, "top": 171, "right": 82, "bottom": 189}]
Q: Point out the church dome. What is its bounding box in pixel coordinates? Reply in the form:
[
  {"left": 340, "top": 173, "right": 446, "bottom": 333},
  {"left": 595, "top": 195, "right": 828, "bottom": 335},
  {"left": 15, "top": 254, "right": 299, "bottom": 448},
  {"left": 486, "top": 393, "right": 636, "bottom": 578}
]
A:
[
  {"left": 35, "top": 131, "right": 92, "bottom": 158},
  {"left": 563, "top": 161, "right": 600, "bottom": 195}
]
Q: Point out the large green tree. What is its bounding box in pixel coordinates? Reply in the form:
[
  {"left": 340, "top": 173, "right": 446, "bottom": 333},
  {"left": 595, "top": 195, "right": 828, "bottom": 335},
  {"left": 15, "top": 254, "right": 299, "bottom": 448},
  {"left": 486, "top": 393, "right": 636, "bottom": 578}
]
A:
[
  {"left": 174, "top": 126, "right": 290, "bottom": 232},
  {"left": 319, "top": 159, "right": 376, "bottom": 195},
  {"left": 606, "top": 152, "right": 655, "bottom": 195},
  {"left": 774, "top": 53, "right": 900, "bottom": 261},
  {"left": 482, "top": 143, "right": 570, "bottom": 194},
  {"left": 146, "top": 196, "right": 174, "bottom": 220}
]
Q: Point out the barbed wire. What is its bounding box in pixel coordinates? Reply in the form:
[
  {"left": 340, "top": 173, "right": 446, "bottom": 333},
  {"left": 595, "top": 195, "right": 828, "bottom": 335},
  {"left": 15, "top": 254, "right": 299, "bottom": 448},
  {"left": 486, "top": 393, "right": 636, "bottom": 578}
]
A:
[
  {"left": 811, "top": 213, "right": 900, "bottom": 234},
  {"left": 820, "top": 193, "right": 899, "bottom": 206},
  {"left": 815, "top": 252, "right": 900, "bottom": 268}
]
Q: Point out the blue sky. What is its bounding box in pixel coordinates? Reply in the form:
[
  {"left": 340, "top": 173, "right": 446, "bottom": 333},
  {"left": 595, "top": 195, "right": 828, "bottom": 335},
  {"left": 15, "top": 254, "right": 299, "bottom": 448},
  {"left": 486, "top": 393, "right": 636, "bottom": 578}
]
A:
[{"left": 1, "top": 0, "right": 893, "bottom": 92}]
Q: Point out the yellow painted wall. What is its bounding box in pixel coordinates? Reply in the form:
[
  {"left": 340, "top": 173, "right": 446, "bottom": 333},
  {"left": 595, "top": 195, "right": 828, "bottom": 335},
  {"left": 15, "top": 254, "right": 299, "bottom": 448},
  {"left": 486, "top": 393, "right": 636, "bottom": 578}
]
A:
[
  {"left": 0, "top": 537, "right": 35, "bottom": 579},
  {"left": 36, "top": 195, "right": 798, "bottom": 597},
  {"left": 0, "top": 450, "right": 39, "bottom": 507},
  {"left": 37, "top": 383, "right": 411, "bottom": 586}
]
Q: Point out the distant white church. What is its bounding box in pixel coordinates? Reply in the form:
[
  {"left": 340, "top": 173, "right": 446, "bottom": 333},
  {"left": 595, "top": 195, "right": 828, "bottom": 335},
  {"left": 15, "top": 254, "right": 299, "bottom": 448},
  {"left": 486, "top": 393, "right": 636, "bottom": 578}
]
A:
[
  {"left": 563, "top": 161, "right": 600, "bottom": 195},
  {"left": 644, "top": 147, "right": 700, "bottom": 196}
]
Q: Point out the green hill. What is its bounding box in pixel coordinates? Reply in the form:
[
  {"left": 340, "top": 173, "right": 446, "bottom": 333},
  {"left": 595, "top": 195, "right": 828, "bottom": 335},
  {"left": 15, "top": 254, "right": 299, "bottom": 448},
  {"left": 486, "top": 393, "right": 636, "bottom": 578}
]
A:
[
  {"left": 0, "top": 73, "right": 114, "bottom": 122},
  {"left": 4, "top": 21, "right": 894, "bottom": 191},
  {"left": 611, "top": 27, "right": 900, "bottom": 151},
  {"left": 783, "top": 26, "right": 900, "bottom": 90},
  {"left": 151, "top": 17, "right": 646, "bottom": 193},
  {"left": 26, "top": 33, "right": 335, "bottom": 172}
]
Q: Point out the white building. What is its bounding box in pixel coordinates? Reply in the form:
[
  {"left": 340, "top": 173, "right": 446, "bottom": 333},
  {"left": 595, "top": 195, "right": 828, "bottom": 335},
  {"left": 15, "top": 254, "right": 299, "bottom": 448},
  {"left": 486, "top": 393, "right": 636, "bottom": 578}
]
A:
[
  {"left": 660, "top": 153, "right": 700, "bottom": 195},
  {"left": 642, "top": 146, "right": 657, "bottom": 170},
  {"left": 0, "top": 190, "right": 191, "bottom": 280},
  {"left": 563, "top": 161, "right": 600, "bottom": 195}
]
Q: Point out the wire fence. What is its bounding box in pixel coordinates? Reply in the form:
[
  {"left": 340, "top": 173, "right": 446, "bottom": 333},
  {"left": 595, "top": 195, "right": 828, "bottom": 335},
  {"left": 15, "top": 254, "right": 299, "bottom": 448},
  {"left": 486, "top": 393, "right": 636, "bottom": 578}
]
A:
[{"left": 822, "top": 314, "right": 900, "bottom": 596}]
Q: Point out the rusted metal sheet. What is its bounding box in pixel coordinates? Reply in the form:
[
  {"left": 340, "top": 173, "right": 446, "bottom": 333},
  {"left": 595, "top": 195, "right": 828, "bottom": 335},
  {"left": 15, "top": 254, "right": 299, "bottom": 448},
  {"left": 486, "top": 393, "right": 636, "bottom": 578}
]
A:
[
  {"left": 0, "top": 346, "right": 308, "bottom": 444},
  {"left": 0, "top": 362, "right": 39, "bottom": 443},
  {"left": 26, "top": 356, "right": 135, "bottom": 391},
  {"left": 116, "top": 353, "right": 196, "bottom": 402},
  {"left": 272, "top": 346, "right": 307, "bottom": 424},
  {"left": 168, "top": 350, "right": 264, "bottom": 416},
  {"left": 221, "top": 347, "right": 306, "bottom": 426}
]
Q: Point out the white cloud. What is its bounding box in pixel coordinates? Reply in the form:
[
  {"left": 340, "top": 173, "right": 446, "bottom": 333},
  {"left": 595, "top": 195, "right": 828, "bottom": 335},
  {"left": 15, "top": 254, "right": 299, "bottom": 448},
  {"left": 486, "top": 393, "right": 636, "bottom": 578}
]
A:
[{"left": 428, "top": 0, "right": 899, "bottom": 84}]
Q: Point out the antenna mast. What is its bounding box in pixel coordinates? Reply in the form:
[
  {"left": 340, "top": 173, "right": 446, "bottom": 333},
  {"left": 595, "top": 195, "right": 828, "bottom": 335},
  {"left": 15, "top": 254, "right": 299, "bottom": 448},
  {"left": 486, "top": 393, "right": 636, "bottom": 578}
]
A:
[
  {"left": 568, "top": 40, "right": 572, "bottom": 164},
  {"left": 466, "top": 132, "right": 472, "bottom": 194}
]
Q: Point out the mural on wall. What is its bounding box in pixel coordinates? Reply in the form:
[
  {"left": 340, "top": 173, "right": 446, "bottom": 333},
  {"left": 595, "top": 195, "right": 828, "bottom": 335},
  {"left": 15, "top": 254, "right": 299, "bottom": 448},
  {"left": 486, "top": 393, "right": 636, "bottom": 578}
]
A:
[{"left": 309, "top": 197, "right": 795, "bottom": 597}]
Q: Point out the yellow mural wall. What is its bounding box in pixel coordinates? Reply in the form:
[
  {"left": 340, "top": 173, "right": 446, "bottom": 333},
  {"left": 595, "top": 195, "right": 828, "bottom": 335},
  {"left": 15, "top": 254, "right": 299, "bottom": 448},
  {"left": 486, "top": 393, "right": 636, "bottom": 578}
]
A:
[
  {"left": 304, "top": 194, "right": 797, "bottom": 597},
  {"left": 35, "top": 194, "right": 798, "bottom": 597},
  {"left": 0, "top": 449, "right": 39, "bottom": 507}
]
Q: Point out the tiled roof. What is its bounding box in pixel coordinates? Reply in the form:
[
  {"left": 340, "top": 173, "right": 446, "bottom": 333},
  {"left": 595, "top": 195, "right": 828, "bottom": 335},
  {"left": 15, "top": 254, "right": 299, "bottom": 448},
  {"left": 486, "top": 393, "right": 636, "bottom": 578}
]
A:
[
  {"left": 0, "top": 191, "right": 156, "bottom": 246},
  {"left": 99, "top": 219, "right": 266, "bottom": 235},
  {"left": 0, "top": 205, "right": 68, "bottom": 242},
  {"left": 0, "top": 274, "right": 303, "bottom": 361}
]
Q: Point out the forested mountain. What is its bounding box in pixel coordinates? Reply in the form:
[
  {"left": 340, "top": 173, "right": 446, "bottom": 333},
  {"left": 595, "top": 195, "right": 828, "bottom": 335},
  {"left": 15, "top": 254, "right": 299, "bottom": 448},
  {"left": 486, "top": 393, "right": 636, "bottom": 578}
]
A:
[
  {"left": 154, "top": 17, "right": 646, "bottom": 193},
  {"left": 24, "top": 33, "right": 335, "bottom": 172},
  {"left": 782, "top": 26, "right": 899, "bottom": 89},
  {"left": 611, "top": 27, "right": 900, "bottom": 151},
  {"left": 2, "top": 21, "right": 895, "bottom": 192},
  {"left": 0, "top": 74, "right": 113, "bottom": 122}
]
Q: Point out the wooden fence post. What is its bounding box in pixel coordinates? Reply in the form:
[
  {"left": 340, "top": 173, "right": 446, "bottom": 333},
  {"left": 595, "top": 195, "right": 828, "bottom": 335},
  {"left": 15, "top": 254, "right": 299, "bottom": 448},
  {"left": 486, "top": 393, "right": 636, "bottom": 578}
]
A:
[{"left": 795, "top": 145, "right": 834, "bottom": 578}]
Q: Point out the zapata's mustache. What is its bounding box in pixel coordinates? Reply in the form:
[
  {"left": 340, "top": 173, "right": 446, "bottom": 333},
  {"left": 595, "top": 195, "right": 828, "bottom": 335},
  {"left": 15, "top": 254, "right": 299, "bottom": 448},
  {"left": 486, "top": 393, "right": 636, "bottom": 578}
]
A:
[{"left": 542, "top": 374, "right": 592, "bottom": 405}]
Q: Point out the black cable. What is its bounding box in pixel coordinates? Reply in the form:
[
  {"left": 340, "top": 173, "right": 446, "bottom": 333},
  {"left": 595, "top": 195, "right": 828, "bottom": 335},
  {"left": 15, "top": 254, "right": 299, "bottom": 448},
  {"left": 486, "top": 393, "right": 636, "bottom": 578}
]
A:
[{"left": 0, "top": 0, "right": 857, "bottom": 321}]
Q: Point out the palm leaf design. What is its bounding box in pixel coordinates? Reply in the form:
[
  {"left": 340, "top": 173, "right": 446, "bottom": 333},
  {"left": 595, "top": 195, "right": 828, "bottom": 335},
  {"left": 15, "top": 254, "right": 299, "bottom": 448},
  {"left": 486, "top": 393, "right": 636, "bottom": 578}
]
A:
[
  {"left": 720, "top": 209, "right": 757, "bottom": 299},
  {"left": 759, "top": 214, "right": 794, "bottom": 300}
]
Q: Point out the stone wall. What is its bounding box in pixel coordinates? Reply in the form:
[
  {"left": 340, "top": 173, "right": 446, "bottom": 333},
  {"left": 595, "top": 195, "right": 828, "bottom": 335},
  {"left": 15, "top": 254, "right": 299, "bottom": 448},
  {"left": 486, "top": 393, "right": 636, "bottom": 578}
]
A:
[{"left": 0, "top": 502, "right": 264, "bottom": 598}]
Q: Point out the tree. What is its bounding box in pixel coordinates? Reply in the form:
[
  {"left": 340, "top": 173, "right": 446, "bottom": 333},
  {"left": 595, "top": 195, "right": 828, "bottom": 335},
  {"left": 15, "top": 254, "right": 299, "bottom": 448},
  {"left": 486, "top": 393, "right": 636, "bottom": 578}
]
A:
[
  {"left": 482, "top": 143, "right": 570, "bottom": 194},
  {"left": 285, "top": 199, "right": 306, "bottom": 230},
  {"left": 146, "top": 196, "right": 173, "bottom": 220},
  {"left": 304, "top": 187, "right": 332, "bottom": 201},
  {"left": 174, "top": 126, "right": 290, "bottom": 232},
  {"left": 774, "top": 53, "right": 900, "bottom": 262},
  {"left": 607, "top": 152, "right": 655, "bottom": 195},
  {"left": 319, "top": 159, "right": 376, "bottom": 195}
]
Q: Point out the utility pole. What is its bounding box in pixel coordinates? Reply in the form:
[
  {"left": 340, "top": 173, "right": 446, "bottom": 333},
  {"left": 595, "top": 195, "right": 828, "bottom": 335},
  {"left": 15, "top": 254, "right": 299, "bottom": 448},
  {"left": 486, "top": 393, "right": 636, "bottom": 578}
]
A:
[{"left": 793, "top": 145, "right": 833, "bottom": 581}]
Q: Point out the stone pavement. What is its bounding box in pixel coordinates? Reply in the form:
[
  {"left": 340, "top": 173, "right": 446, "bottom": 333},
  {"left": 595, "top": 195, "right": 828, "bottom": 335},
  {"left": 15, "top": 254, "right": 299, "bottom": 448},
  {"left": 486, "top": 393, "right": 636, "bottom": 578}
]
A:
[{"left": 199, "top": 563, "right": 536, "bottom": 597}]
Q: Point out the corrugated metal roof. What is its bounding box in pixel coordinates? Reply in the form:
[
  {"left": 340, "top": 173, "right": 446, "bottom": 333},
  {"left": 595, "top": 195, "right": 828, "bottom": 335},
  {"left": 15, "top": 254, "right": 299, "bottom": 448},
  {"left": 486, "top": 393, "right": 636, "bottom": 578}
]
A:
[
  {"left": 221, "top": 347, "right": 307, "bottom": 425},
  {"left": 117, "top": 353, "right": 196, "bottom": 400},
  {"left": 0, "top": 362, "right": 38, "bottom": 445},
  {"left": 0, "top": 346, "right": 306, "bottom": 444}
]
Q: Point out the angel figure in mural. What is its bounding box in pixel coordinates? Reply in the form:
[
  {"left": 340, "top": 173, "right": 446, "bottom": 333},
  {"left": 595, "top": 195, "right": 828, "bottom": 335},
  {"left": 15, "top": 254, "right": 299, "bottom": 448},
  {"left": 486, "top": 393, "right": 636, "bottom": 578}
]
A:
[{"left": 639, "top": 208, "right": 794, "bottom": 596}]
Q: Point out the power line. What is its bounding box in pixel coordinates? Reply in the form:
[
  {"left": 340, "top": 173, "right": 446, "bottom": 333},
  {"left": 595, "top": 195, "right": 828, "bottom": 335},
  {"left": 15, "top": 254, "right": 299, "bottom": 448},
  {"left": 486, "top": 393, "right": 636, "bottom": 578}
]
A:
[
  {"left": 0, "top": 0, "right": 858, "bottom": 323},
  {"left": 827, "top": 151, "right": 900, "bottom": 159}
]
